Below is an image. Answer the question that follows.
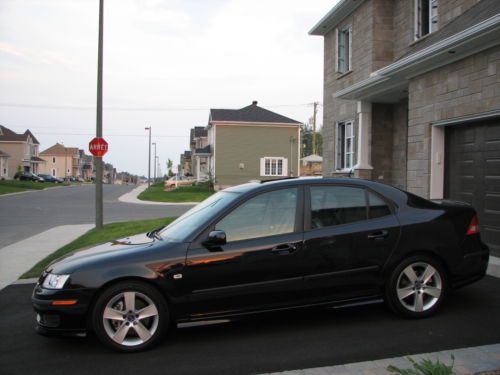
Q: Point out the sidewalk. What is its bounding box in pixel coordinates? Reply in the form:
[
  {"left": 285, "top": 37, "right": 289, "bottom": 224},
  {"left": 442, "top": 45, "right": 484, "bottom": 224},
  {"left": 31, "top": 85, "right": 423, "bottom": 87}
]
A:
[
  {"left": 262, "top": 344, "right": 500, "bottom": 375},
  {"left": 0, "top": 224, "right": 93, "bottom": 290},
  {"left": 118, "top": 184, "right": 198, "bottom": 206}
]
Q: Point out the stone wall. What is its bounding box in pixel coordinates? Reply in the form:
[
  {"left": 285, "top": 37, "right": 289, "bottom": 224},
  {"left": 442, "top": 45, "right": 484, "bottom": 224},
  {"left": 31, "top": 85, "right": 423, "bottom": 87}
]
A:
[
  {"left": 407, "top": 45, "right": 500, "bottom": 197},
  {"left": 392, "top": 100, "right": 408, "bottom": 190}
]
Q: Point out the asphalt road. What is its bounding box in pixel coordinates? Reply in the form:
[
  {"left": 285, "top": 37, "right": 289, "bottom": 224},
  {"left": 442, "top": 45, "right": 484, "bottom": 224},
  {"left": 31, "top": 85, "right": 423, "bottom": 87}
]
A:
[
  {"left": 0, "top": 184, "right": 192, "bottom": 249},
  {"left": 0, "top": 277, "right": 499, "bottom": 375}
]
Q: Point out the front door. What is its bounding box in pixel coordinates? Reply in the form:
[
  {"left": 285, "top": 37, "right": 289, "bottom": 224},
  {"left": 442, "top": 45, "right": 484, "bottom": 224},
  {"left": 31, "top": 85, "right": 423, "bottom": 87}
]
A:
[{"left": 183, "top": 187, "right": 305, "bottom": 318}]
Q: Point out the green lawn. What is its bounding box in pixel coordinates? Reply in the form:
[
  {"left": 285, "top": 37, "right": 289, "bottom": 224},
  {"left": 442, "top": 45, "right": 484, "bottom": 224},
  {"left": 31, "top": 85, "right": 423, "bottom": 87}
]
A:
[
  {"left": 21, "top": 217, "right": 176, "bottom": 279},
  {"left": 138, "top": 181, "right": 214, "bottom": 202},
  {"left": 0, "top": 180, "right": 68, "bottom": 195}
]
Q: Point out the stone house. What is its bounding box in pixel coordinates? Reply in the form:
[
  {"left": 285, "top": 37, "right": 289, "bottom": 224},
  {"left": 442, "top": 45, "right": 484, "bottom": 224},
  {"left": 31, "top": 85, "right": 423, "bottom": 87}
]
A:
[
  {"left": 179, "top": 150, "right": 192, "bottom": 176},
  {"left": 190, "top": 126, "right": 210, "bottom": 182},
  {"left": 207, "top": 101, "right": 302, "bottom": 189},
  {"left": 39, "top": 143, "right": 81, "bottom": 179},
  {"left": 0, "top": 150, "right": 10, "bottom": 179},
  {"left": 310, "top": 0, "right": 500, "bottom": 254},
  {"left": 0, "top": 125, "right": 44, "bottom": 178}
]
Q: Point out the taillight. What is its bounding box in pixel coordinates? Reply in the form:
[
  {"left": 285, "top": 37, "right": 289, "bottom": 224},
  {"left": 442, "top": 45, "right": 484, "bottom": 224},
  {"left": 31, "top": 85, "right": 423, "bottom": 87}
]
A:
[{"left": 466, "top": 215, "right": 480, "bottom": 235}]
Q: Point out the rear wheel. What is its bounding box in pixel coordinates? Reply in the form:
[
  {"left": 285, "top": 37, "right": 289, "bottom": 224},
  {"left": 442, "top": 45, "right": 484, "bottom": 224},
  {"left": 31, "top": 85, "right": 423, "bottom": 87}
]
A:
[
  {"left": 386, "top": 255, "right": 446, "bottom": 318},
  {"left": 92, "top": 281, "right": 169, "bottom": 352}
]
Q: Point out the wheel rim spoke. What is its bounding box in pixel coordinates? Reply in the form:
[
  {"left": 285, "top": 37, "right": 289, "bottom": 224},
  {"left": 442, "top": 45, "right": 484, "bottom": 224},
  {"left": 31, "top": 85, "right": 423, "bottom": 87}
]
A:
[
  {"left": 397, "top": 286, "right": 415, "bottom": 300},
  {"left": 134, "top": 321, "right": 152, "bottom": 342},
  {"left": 403, "top": 266, "right": 418, "bottom": 283},
  {"left": 103, "top": 307, "right": 124, "bottom": 321},
  {"left": 414, "top": 293, "right": 424, "bottom": 312},
  {"left": 424, "top": 286, "right": 441, "bottom": 298},
  {"left": 113, "top": 322, "right": 131, "bottom": 344},
  {"left": 421, "top": 265, "right": 436, "bottom": 284},
  {"left": 123, "top": 292, "right": 136, "bottom": 312},
  {"left": 137, "top": 304, "right": 158, "bottom": 320}
]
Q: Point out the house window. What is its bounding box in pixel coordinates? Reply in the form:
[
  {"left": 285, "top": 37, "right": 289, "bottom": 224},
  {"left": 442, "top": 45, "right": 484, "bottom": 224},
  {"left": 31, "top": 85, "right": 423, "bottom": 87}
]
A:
[
  {"left": 415, "top": 0, "right": 438, "bottom": 39},
  {"left": 260, "top": 157, "right": 288, "bottom": 177},
  {"left": 52, "top": 169, "right": 56, "bottom": 177},
  {"left": 337, "top": 25, "right": 352, "bottom": 73},
  {"left": 52, "top": 157, "right": 56, "bottom": 163},
  {"left": 336, "top": 121, "right": 355, "bottom": 170}
]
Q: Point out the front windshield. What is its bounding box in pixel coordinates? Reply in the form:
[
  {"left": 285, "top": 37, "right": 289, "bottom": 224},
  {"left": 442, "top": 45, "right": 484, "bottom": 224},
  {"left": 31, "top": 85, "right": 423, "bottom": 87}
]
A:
[{"left": 159, "top": 191, "right": 240, "bottom": 241}]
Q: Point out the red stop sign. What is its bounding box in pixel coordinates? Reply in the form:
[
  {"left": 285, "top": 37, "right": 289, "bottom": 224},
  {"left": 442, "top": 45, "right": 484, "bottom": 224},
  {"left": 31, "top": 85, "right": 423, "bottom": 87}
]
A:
[{"left": 89, "top": 137, "right": 108, "bottom": 157}]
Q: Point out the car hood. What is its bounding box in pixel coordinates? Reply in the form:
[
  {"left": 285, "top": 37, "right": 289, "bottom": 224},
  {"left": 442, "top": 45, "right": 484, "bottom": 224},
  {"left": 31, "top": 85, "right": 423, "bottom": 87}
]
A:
[{"left": 46, "top": 232, "right": 169, "bottom": 274}]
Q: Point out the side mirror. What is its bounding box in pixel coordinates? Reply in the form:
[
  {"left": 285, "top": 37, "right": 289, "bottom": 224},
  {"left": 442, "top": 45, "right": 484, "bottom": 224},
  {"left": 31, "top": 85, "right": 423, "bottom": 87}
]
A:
[{"left": 203, "top": 230, "right": 226, "bottom": 249}]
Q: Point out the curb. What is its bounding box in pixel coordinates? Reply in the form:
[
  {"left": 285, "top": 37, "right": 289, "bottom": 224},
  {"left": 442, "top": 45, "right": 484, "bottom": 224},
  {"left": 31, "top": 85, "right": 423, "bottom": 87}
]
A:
[{"left": 0, "top": 184, "right": 70, "bottom": 198}]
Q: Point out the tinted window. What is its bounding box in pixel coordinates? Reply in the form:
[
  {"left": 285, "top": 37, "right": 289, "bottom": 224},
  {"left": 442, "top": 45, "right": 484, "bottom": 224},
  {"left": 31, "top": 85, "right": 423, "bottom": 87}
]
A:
[
  {"left": 368, "top": 191, "right": 391, "bottom": 219},
  {"left": 216, "top": 188, "right": 297, "bottom": 242},
  {"left": 310, "top": 186, "right": 367, "bottom": 228}
]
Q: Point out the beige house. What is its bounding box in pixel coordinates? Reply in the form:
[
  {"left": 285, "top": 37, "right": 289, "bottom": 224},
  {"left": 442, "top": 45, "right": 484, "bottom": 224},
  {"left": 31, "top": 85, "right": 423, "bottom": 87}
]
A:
[
  {"left": 190, "top": 127, "right": 210, "bottom": 181},
  {"left": 0, "top": 125, "right": 44, "bottom": 178},
  {"left": 207, "top": 101, "right": 302, "bottom": 189},
  {"left": 39, "top": 143, "right": 81, "bottom": 179},
  {"left": 311, "top": 0, "right": 500, "bottom": 253}
]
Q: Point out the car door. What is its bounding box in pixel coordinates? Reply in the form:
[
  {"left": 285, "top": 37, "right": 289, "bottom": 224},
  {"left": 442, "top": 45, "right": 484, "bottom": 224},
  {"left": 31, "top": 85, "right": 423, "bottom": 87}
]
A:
[
  {"left": 183, "top": 186, "right": 306, "bottom": 318},
  {"left": 302, "top": 184, "right": 400, "bottom": 303}
]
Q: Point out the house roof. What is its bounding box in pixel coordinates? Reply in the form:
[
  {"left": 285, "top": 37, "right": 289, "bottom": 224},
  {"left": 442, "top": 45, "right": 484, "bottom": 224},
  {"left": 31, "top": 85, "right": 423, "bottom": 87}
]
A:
[
  {"left": 210, "top": 101, "right": 301, "bottom": 125},
  {"left": 40, "top": 143, "right": 80, "bottom": 156},
  {"left": 301, "top": 154, "right": 323, "bottom": 163},
  {"left": 194, "top": 145, "right": 211, "bottom": 155},
  {"left": 0, "top": 125, "right": 40, "bottom": 144},
  {"left": 31, "top": 156, "right": 46, "bottom": 163},
  {"left": 309, "top": 0, "right": 365, "bottom": 36}
]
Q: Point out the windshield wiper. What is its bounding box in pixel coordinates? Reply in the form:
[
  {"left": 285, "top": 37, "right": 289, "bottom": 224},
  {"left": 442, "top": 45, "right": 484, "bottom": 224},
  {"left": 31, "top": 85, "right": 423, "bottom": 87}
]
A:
[{"left": 147, "top": 225, "right": 166, "bottom": 241}]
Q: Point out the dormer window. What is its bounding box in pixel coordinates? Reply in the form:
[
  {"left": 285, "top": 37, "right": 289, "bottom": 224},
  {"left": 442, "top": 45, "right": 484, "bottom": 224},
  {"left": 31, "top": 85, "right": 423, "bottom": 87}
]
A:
[
  {"left": 337, "top": 25, "right": 352, "bottom": 74},
  {"left": 415, "top": 0, "right": 438, "bottom": 39}
]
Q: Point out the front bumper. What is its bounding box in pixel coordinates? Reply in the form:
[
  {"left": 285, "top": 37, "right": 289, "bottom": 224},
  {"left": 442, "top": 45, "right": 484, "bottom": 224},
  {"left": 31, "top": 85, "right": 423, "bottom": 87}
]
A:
[{"left": 32, "top": 284, "right": 95, "bottom": 335}]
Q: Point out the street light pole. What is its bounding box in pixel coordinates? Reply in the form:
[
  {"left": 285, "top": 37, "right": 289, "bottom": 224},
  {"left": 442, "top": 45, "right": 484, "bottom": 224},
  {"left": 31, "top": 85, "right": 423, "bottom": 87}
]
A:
[
  {"left": 145, "top": 127, "right": 151, "bottom": 187},
  {"left": 152, "top": 142, "right": 157, "bottom": 183},
  {"left": 93, "top": 0, "right": 105, "bottom": 230}
]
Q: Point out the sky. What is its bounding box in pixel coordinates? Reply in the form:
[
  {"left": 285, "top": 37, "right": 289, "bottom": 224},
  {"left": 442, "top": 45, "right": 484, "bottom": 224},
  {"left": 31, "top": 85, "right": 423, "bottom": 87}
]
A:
[{"left": 0, "top": 0, "right": 335, "bottom": 176}]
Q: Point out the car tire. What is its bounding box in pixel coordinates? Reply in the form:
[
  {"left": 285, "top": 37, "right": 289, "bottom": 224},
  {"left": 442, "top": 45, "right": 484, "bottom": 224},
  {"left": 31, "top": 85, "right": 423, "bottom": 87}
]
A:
[
  {"left": 385, "top": 255, "right": 447, "bottom": 319},
  {"left": 92, "top": 281, "right": 169, "bottom": 352}
]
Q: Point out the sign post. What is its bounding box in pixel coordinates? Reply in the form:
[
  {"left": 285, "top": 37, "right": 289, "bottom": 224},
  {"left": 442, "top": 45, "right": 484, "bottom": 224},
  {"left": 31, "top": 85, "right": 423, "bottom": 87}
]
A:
[{"left": 94, "top": 0, "right": 105, "bottom": 230}]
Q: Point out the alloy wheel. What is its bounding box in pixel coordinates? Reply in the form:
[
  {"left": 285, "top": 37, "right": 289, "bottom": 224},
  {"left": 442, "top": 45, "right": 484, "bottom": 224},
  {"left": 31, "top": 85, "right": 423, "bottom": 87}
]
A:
[
  {"left": 396, "top": 262, "right": 442, "bottom": 313},
  {"left": 102, "top": 291, "right": 159, "bottom": 347}
]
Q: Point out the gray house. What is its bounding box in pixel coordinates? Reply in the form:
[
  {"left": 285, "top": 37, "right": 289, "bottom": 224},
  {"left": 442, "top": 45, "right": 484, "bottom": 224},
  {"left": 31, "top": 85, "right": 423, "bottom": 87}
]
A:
[
  {"left": 310, "top": 0, "right": 500, "bottom": 254},
  {"left": 207, "top": 101, "right": 302, "bottom": 189}
]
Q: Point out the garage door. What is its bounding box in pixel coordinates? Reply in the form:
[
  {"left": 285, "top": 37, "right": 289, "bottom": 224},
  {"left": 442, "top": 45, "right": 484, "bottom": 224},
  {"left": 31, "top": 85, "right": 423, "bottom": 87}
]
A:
[{"left": 445, "top": 119, "right": 500, "bottom": 256}]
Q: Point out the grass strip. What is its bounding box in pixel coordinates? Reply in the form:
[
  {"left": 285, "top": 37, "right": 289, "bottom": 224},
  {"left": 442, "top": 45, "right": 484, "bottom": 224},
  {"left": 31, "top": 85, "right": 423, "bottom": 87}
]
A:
[{"left": 21, "top": 217, "right": 176, "bottom": 279}]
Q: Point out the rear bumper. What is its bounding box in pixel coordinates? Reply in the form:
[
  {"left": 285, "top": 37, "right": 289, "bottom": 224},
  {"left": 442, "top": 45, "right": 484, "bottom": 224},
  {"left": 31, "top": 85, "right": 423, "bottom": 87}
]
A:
[
  {"left": 32, "top": 284, "right": 94, "bottom": 335},
  {"left": 450, "top": 249, "right": 489, "bottom": 289}
]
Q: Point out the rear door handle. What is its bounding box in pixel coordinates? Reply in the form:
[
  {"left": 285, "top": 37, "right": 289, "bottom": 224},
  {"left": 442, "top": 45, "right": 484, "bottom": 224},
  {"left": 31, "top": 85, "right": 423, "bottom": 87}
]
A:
[
  {"left": 272, "top": 244, "right": 297, "bottom": 255},
  {"left": 367, "top": 230, "right": 389, "bottom": 240}
]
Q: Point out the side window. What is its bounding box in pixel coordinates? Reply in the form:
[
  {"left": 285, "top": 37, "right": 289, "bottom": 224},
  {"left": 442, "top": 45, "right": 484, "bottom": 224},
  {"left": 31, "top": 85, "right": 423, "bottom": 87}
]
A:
[
  {"left": 310, "top": 186, "right": 367, "bottom": 229},
  {"left": 368, "top": 191, "right": 391, "bottom": 219},
  {"left": 216, "top": 188, "right": 298, "bottom": 242}
]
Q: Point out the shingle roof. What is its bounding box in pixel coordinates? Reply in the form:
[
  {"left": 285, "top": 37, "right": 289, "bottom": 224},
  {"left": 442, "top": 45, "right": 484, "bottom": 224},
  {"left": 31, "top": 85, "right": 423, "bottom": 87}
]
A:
[
  {"left": 0, "top": 125, "right": 40, "bottom": 144},
  {"left": 399, "top": 0, "right": 500, "bottom": 59},
  {"left": 40, "top": 143, "right": 80, "bottom": 156},
  {"left": 194, "top": 145, "right": 211, "bottom": 155},
  {"left": 210, "top": 101, "right": 301, "bottom": 125}
]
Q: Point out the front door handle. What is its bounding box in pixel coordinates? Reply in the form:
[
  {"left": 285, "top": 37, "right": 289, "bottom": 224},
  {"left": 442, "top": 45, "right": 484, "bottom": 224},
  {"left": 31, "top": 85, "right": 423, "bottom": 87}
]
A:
[
  {"left": 271, "top": 244, "right": 297, "bottom": 255},
  {"left": 367, "top": 230, "right": 389, "bottom": 240}
]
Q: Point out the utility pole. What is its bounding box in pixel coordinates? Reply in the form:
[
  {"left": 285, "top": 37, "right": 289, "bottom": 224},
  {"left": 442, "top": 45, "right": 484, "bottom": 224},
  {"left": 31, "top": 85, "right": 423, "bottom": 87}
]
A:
[
  {"left": 145, "top": 126, "right": 151, "bottom": 187},
  {"left": 95, "top": 0, "right": 104, "bottom": 230},
  {"left": 312, "top": 101, "right": 318, "bottom": 155},
  {"left": 152, "top": 142, "right": 157, "bottom": 183}
]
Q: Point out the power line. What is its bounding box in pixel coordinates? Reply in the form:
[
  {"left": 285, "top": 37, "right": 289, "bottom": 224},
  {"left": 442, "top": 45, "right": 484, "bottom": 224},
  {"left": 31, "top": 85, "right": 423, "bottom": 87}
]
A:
[{"left": 0, "top": 101, "right": 314, "bottom": 111}]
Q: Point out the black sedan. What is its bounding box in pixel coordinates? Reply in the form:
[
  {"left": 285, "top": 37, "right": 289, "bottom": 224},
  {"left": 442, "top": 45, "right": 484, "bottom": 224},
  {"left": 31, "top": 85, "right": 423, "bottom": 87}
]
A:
[
  {"left": 32, "top": 178, "right": 489, "bottom": 352},
  {"left": 38, "top": 174, "right": 64, "bottom": 183},
  {"left": 14, "top": 172, "right": 44, "bottom": 182}
]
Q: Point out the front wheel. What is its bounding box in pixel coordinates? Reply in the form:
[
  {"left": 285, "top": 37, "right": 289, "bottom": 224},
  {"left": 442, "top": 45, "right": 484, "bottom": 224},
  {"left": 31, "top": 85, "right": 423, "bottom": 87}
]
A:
[
  {"left": 385, "top": 255, "right": 447, "bottom": 318},
  {"left": 92, "top": 281, "right": 169, "bottom": 352}
]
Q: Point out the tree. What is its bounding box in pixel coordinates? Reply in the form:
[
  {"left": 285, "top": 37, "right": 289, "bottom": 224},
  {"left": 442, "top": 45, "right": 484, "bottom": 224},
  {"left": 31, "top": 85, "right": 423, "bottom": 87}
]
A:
[
  {"left": 300, "top": 124, "right": 323, "bottom": 157},
  {"left": 166, "top": 159, "right": 174, "bottom": 177}
]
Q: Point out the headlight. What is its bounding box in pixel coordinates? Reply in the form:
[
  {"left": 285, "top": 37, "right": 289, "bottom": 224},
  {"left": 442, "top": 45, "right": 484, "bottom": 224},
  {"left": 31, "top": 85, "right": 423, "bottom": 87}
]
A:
[{"left": 42, "top": 274, "right": 70, "bottom": 289}]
